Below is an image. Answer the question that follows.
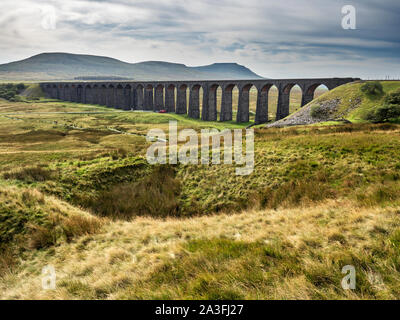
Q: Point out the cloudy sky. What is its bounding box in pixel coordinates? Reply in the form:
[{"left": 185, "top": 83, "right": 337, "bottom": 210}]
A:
[{"left": 0, "top": 0, "right": 399, "bottom": 78}]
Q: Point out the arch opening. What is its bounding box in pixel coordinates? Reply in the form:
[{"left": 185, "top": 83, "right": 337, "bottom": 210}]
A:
[
  {"left": 216, "top": 86, "right": 223, "bottom": 121},
  {"left": 309, "top": 84, "right": 328, "bottom": 99},
  {"left": 289, "top": 84, "right": 302, "bottom": 114},
  {"left": 268, "top": 85, "right": 279, "bottom": 121},
  {"left": 276, "top": 83, "right": 299, "bottom": 120},
  {"left": 302, "top": 84, "right": 328, "bottom": 107}
]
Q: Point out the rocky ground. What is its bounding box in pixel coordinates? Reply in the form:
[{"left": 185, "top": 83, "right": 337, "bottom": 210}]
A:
[{"left": 267, "top": 98, "right": 349, "bottom": 128}]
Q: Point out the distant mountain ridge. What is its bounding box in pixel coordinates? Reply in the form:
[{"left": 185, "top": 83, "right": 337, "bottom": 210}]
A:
[{"left": 0, "top": 53, "right": 263, "bottom": 81}]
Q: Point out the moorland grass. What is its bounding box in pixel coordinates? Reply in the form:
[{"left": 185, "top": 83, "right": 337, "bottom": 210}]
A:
[{"left": 0, "top": 82, "right": 400, "bottom": 299}]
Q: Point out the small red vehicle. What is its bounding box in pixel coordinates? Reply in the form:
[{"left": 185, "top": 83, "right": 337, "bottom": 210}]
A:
[{"left": 158, "top": 109, "right": 167, "bottom": 113}]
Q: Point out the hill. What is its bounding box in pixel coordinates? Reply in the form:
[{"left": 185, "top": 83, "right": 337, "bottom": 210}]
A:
[
  {"left": 267, "top": 81, "right": 400, "bottom": 127},
  {"left": 0, "top": 53, "right": 263, "bottom": 81}
]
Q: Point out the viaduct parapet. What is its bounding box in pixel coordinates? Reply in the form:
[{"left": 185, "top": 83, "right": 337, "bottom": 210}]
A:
[{"left": 41, "top": 78, "right": 359, "bottom": 123}]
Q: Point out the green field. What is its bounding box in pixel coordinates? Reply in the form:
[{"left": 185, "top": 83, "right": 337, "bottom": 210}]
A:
[{"left": 1, "top": 81, "right": 400, "bottom": 300}]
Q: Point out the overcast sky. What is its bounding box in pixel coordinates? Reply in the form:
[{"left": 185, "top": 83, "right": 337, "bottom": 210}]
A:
[{"left": 0, "top": 0, "right": 399, "bottom": 78}]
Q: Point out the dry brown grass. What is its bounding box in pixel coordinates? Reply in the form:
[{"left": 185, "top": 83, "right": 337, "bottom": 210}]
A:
[
  {"left": 27, "top": 214, "right": 104, "bottom": 249},
  {"left": 0, "top": 185, "right": 106, "bottom": 277},
  {"left": 3, "top": 165, "right": 57, "bottom": 182},
  {"left": 1, "top": 199, "right": 399, "bottom": 300},
  {"left": 89, "top": 165, "right": 181, "bottom": 219}
]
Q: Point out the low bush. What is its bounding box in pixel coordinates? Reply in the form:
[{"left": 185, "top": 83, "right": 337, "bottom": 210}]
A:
[
  {"left": 310, "top": 105, "right": 324, "bottom": 118},
  {"left": 366, "top": 90, "right": 400, "bottom": 122},
  {"left": 385, "top": 89, "right": 400, "bottom": 105},
  {"left": 361, "top": 81, "right": 384, "bottom": 96},
  {"left": 0, "top": 83, "right": 26, "bottom": 101},
  {"left": 373, "top": 104, "right": 400, "bottom": 122}
]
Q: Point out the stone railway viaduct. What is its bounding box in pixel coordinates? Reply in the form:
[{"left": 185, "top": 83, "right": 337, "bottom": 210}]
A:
[{"left": 41, "top": 78, "right": 359, "bottom": 124}]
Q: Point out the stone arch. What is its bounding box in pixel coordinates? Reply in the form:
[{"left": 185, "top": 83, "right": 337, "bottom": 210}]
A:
[
  {"left": 58, "top": 84, "right": 65, "bottom": 100},
  {"left": 115, "top": 84, "right": 125, "bottom": 109},
  {"left": 188, "top": 84, "right": 202, "bottom": 119},
  {"left": 99, "top": 84, "right": 107, "bottom": 106},
  {"left": 237, "top": 83, "right": 256, "bottom": 123},
  {"left": 44, "top": 84, "right": 51, "bottom": 97},
  {"left": 255, "top": 84, "right": 273, "bottom": 124},
  {"left": 51, "top": 84, "right": 59, "bottom": 99},
  {"left": 176, "top": 84, "right": 188, "bottom": 114},
  {"left": 277, "top": 83, "right": 302, "bottom": 120},
  {"left": 144, "top": 84, "right": 154, "bottom": 111},
  {"left": 123, "top": 84, "right": 132, "bottom": 110},
  {"left": 154, "top": 84, "right": 164, "bottom": 111},
  {"left": 84, "top": 84, "right": 93, "bottom": 104},
  {"left": 205, "top": 83, "right": 220, "bottom": 121},
  {"left": 77, "top": 84, "right": 83, "bottom": 103},
  {"left": 92, "top": 84, "right": 99, "bottom": 105},
  {"left": 135, "top": 84, "right": 144, "bottom": 110},
  {"left": 302, "top": 83, "right": 328, "bottom": 107},
  {"left": 106, "top": 84, "right": 115, "bottom": 108},
  {"left": 220, "top": 83, "right": 238, "bottom": 122},
  {"left": 289, "top": 84, "right": 303, "bottom": 113},
  {"left": 63, "top": 84, "right": 70, "bottom": 101},
  {"left": 70, "top": 84, "right": 77, "bottom": 102},
  {"left": 165, "top": 84, "right": 176, "bottom": 113},
  {"left": 267, "top": 84, "right": 279, "bottom": 121}
]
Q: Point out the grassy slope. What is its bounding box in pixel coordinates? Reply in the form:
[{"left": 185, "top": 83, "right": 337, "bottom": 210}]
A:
[
  {"left": 1, "top": 200, "right": 400, "bottom": 299},
  {"left": 278, "top": 81, "right": 400, "bottom": 126},
  {"left": 0, "top": 85, "right": 400, "bottom": 299}
]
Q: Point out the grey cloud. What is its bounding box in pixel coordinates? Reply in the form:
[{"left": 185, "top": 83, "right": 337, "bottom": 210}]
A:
[{"left": 0, "top": 0, "right": 398, "bottom": 78}]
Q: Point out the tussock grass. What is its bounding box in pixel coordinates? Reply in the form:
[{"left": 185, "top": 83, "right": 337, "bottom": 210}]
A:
[
  {"left": 2, "top": 114, "right": 399, "bottom": 218},
  {"left": 0, "top": 85, "right": 400, "bottom": 299},
  {"left": 27, "top": 214, "right": 104, "bottom": 249},
  {"left": 89, "top": 166, "right": 181, "bottom": 219},
  {"left": 3, "top": 165, "right": 57, "bottom": 182},
  {"left": 2, "top": 200, "right": 399, "bottom": 299},
  {"left": 0, "top": 186, "right": 105, "bottom": 275},
  {"left": 176, "top": 124, "right": 400, "bottom": 215},
  {"left": 259, "top": 172, "right": 336, "bottom": 209}
]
